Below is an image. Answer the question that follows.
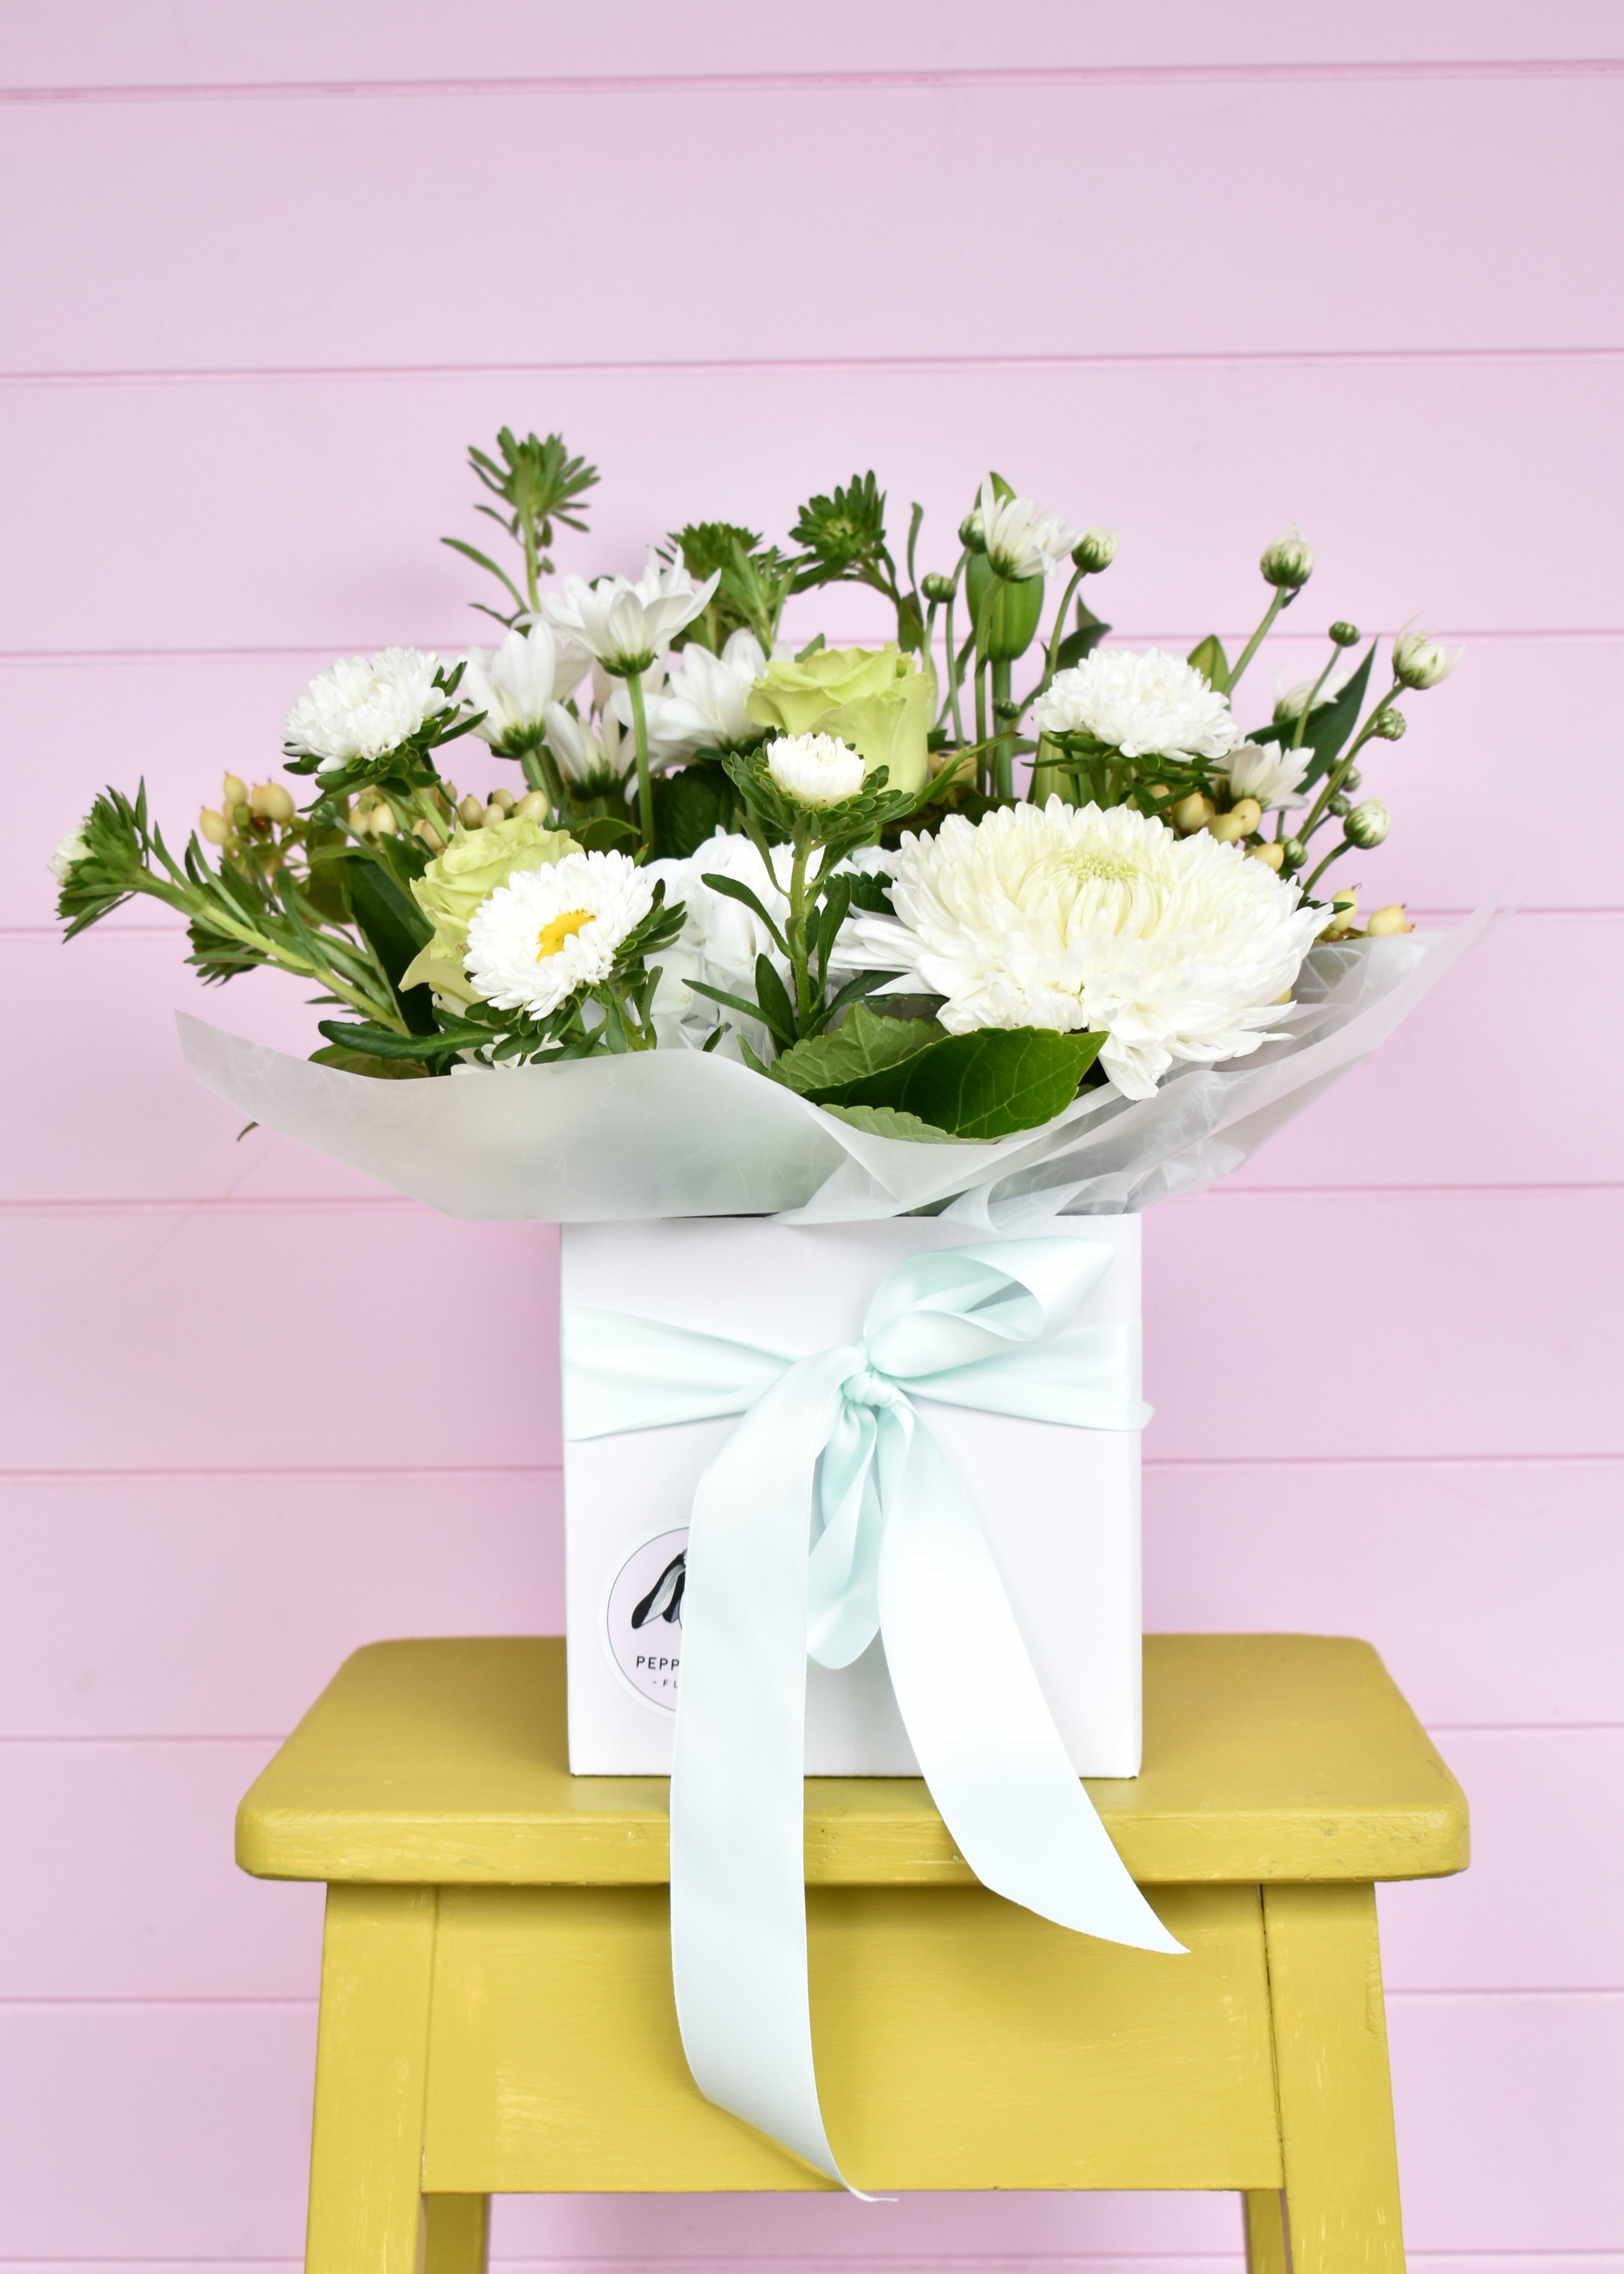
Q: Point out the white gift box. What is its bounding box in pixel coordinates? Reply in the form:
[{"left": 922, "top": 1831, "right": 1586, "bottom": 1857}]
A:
[{"left": 560, "top": 1213, "right": 1145, "bottom": 1779}]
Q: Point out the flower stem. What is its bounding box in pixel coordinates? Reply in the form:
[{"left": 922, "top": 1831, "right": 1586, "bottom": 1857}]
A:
[
  {"left": 990, "top": 658, "right": 1014, "bottom": 800},
  {"left": 1037, "top": 562, "right": 1088, "bottom": 698},
  {"left": 624, "top": 670, "right": 656, "bottom": 848},
  {"left": 1225, "top": 589, "right": 1288, "bottom": 695},
  {"left": 787, "top": 820, "right": 815, "bottom": 1028},
  {"left": 1302, "top": 836, "right": 1354, "bottom": 896},
  {"left": 1296, "top": 684, "right": 1399, "bottom": 844}
]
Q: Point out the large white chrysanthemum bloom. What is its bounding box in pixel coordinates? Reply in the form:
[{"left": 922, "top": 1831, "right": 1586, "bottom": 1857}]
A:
[
  {"left": 766, "top": 731, "right": 866, "bottom": 807},
  {"left": 620, "top": 626, "right": 767, "bottom": 758},
  {"left": 643, "top": 828, "right": 792, "bottom": 1048},
  {"left": 973, "top": 476, "right": 1078, "bottom": 580},
  {"left": 464, "top": 850, "right": 655, "bottom": 1017},
  {"left": 1226, "top": 742, "right": 1309, "bottom": 811},
  {"left": 1030, "top": 647, "right": 1239, "bottom": 760},
  {"left": 284, "top": 648, "right": 446, "bottom": 763},
  {"left": 542, "top": 549, "right": 719, "bottom": 674},
  {"left": 462, "top": 623, "right": 589, "bottom": 754},
  {"left": 839, "top": 798, "right": 1326, "bottom": 1099}
]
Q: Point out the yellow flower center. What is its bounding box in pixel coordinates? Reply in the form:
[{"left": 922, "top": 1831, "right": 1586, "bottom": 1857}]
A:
[
  {"left": 536, "top": 907, "right": 593, "bottom": 959},
  {"left": 1066, "top": 852, "right": 1141, "bottom": 885}
]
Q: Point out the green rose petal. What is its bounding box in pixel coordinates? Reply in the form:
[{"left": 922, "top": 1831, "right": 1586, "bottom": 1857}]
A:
[{"left": 746, "top": 644, "right": 930, "bottom": 792}]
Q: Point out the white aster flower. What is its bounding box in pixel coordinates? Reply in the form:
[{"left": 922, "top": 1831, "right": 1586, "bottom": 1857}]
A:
[
  {"left": 974, "top": 476, "right": 1079, "bottom": 580},
  {"left": 839, "top": 797, "right": 1325, "bottom": 1100},
  {"left": 49, "top": 823, "right": 90, "bottom": 881},
  {"left": 1031, "top": 646, "right": 1240, "bottom": 761},
  {"left": 462, "top": 623, "right": 589, "bottom": 755},
  {"left": 619, "top": 627, "right": 767, "bottom": 759},
  {"left": 643, "top": 827, "right": 793, "bottom": 1048},
  {"left": 464, "top": 850, "right": 655, "bottom": 1017},
  {"left": 284, "top": 648, "right": 446, "bottom": 764},
  {"left": 766, "top": 731, "right": 867, "bottom": 808},
  {"left": 543, "top": 700, "right": 628, "bottom": 793},
  {"left": 1226, "top": 742, "right": 1308, "bottom": 810},
  {"left": 542, "top": 548, "right": 720, "bottom": 674}
]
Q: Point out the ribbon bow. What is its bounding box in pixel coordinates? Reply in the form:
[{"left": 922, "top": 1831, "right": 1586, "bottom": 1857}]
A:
[{"left": 563, "top": 1237, "right": 1183, "bottom": 2189}]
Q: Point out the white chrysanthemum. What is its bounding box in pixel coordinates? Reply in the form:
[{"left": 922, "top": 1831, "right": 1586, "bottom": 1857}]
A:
[
  {"left": 974, "top": 476, "right": 1078, "bottom": 580},
  {"left": 462, "top": 623, "right": 589, "bottom": 754},
  {"left": 620, "top": 626, "right": 766, "bottom": 758},
  {"left": 543, "top": 700, "right": 628, "bottom": 792},
  {"left": 643, "top": 828, "right": 792, "bottom": 1048},
  {"left": 839, "top": 798, "right": 1326, "bottom": 1100},
  {"left": 464, "top": 850, "right": 655, "bottom": 1017},
  {"left": 542, "top": 548, "right": 719, "bottom": 673},
  {"left": 1226, "top": 742, "right": 1308, "bottom": 810},
  {"left": 284, "top": 648, "right": 446, "bottom": 763},
  {"left": 766, "top": 732, "right": 866, "bottom": 807},
  {"left": 1030, "top": 647, "right": 1240, "bottom": 760},
  {"left": 49, "top": 823, "right": 90, "bottom": 881}
]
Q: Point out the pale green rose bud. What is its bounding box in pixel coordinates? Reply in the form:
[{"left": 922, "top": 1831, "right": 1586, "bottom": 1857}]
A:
[
  {"left": 401, "top": 812, "right": 576, "bottom": 1007},
  {"left": 1345, "top": 799, "right": 1390, "bottom": 848},
  {"left": 746, "top": 644, "right": 929, "bottom": 793},
  {"left": 1330, "top": 621, "right": 1360, "bottom": 647},
  {"left": 1071, "top": 528, "right": 1118, "bottom": 573},
  {"left": 1260, "top": 528, "right": 1314, "bottom": 589},
  {"left": 1392, "top": 626, "right": 1460, "bottom": 690}
]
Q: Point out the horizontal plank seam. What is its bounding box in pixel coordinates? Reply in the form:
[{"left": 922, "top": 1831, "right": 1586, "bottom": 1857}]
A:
[
  {"left": 4, "top": 344, "right": 1621, "bottom": 391},
  {"left": 0, "top": 1987, "right": 1618, "bottom": 2009},
  {"left": 4, "top": 1721, "right": 1618, "bottom": 1746},
  {"left": 4, "top": 56, "right": 1621, "bottom": 106}
]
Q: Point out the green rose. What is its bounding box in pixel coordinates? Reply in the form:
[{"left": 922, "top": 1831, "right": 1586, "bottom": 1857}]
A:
[
  {"left": 400, "top": 814, "right": 574, "bottom": 1006},
  {"left": 745, "top": 644, "right": 930, "bottom": 793}
]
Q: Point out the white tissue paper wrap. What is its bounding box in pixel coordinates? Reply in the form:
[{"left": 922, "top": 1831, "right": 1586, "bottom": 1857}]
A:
[{"left": 178, "top": 913, "right": 1489, "bottom": 1227}]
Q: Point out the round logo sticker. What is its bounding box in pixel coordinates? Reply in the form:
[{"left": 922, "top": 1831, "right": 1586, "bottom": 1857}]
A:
[{"left": 603, "top": 1527, "right": 688, "bottom": 1712}]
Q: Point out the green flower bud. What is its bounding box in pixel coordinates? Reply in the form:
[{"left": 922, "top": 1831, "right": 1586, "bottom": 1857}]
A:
[
  {"left": 921, "top": 572, "right": 956, "bottom": 604},
  {"left": 1330, "top": 621, "right": 1360, "bottom": 647},
  {"left": 1372, "top": 708, "right": 1407, "bottom": 741},
  {"left": 959, "top": 512, "right": 987, "bottom": 554},
  {"left": 1344, "top": 799, "right": 1390, "bottom": 848},
  {"left": 1281, "top": 836, "right": 1306, "bottom": 870},
  {"left": 1260, "top": 528, "right": 1313, "bottom": 589},
  {"left": 993, "top": 697, "right": 1021, "bottom": 721},
  {"left": 1328, "top": 792, "right": 1351, "bottom": 817},
  {"left": 1392, "top": 625, "right": 1460, "bottom": 690},
  {"left": 1342, "top": 765, "right": 1363, "bottom": 792},
  {"left": 1071, "top": 528, "right": 1118, "bottom": 574}
]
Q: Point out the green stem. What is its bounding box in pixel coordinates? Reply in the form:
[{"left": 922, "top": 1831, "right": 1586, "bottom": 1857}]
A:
[
  {"left": 786, "top": 820, "right": 816, "bottom": 1029},
  {"left": 1301, "top": 836, "right": 1354, "bottom": 896},
  {"left": 1296, "top": 684, "right": 1399, "bottom": 843},
  {"left": 1036, "top": 562, "right": 1089, "bottom": 698},
  {"left": 1225, "top": 589, "right": 1289, "bottom": 695},
  {"left": 990, "top": 658, "right": 1014, "bottom": 800},
  {"left": 1290, "top": 646, "right": 1344, "bottom": 752},
  {"left": 521, "top": 515, "right": 541, "bottom": 614},
  {"left": 624, "top": 669, "right": 656, "bottom": 848}
]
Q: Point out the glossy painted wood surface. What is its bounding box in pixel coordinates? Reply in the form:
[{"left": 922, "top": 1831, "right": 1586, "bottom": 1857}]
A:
[{"left": 235, "top": 1635, "right": 1468, "bottom": 1888}]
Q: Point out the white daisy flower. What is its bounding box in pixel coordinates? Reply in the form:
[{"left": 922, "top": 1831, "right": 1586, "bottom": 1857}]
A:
[
  {"left": 1030, "top": 647, "right": 1240, "bottom": 760},
  {"left": 619, "top": 626, "right": 767, "bottom": 758},
  {"left": 462, "top": 623, "right": 589, "bottom": 755},
  {"left": 542, "top": 548, "right": 719, "bottom": 674},
  {"left": 971, "top": 476, "right": 1079, "bottom": 580},
  {"left": 1226, "top": 742, "right": 1309, "bottom": 811},
  {"left": 766, "top": 731, "right": 866, "bottom": 808},
  {"left": 464, "top": 850, "right": 656, "bottom": 1017},
  {"left": 543, "top": 700, "right": 629, "bottom": 793},
  {"left": 839, "top": 797, "right": 1326, "bottom": 1100},
  {"left": 284, "top": 648, "right": 447, "bottom": 764}
]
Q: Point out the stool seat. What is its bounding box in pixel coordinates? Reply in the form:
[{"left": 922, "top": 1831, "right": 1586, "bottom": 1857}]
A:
[{"left": 237, "top": 1635, "right": 1465, "bottom": 2274}]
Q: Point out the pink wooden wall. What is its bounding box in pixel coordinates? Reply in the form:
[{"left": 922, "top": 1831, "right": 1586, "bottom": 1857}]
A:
[{"left": 4, "top": 5, "right": 1621, "bottom": 2267}]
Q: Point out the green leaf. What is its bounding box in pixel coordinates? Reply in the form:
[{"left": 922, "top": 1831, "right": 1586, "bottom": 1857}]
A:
[
  {"left": 343, "top": 856, "right": 438, "bottom": 1034},
  {"left": 309, "top": 1043, "right": 434, "bottom": 1081},
  {"left": 315, "top": 1017, "right": 486, "bottom": 1063},
  {"left": 651, "top": 759, "right": 745, "bottom": 858},
  {"left": 752, "top": 952, "right": 798, "bottom": 1047},
  {"left": 770, "top": 1002, "right": 941, "bottom": 1097},
  {"left": 1250, "top": 642, "right": 1376, "bottom": 787},
  {"left": 817, "top": 1102, "right": 963, "bottom": 1144},
  {"left": 841, "top": 1025, "right": 1105, "bottom": 1139},
  {"left": 700, "top": 870, "right": 789, "bottom": 957},
  {"left": 844, "top": 867, "right": 894, "bottom": 913},
  {"left": 1053, "top": 601, "right": 1111, "bottom": 673},
  {"left": 1187, "top": 633, "right": 1231, "bottom": 693},
  {"left": 572, "top": 815, "right": 641, "bottom": 855}
]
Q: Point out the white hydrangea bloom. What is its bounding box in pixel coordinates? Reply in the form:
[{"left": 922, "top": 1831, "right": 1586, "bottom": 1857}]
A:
[
  {"left": 839, "top": 798, "right": 1325, "bottom": 1100},
  {"left": 49, "top": 823, "right": 90, "bottom": 881},
  {"left": 974, "top": 476, "right": 1078, "bottom": 580},
  {"left": 620, "top": 627, "right": 766, "bottom": 758},
  {"left": 542, "top": 548, "right": 719, "bottom": 672},
  {"left": 284, "top": 648, "right": 446, "bottom": 763},
  {"left": 464, "top": 850, "right": 655, "bottom": 1017},
  {"left": 462, "top": 623, "right": 589, "bottom": 754},
  {"left": 642, "top": 828, "right": 793, "bottom": 1050},
  {"left": 1226, "top": 742, "right": 1309, "bottom": 810},
  {"left": 766, "top": 731, "right": 866, "bottom": 807},
  {"left": 1031, "top": 647, "right": 1239, "bottom": 760}
]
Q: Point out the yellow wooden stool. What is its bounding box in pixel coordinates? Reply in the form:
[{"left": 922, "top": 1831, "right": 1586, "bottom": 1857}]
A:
[{"left": 237, "top": 1634, "right": 1466, "bottom": 2274}]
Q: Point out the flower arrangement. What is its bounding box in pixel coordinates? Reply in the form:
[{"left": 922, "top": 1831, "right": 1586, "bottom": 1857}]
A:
[{"left": 54, "top": 425, "right": 1460, "bottom": 1147}]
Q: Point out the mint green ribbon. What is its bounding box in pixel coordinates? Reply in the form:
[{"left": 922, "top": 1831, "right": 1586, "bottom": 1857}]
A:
[{"left": 563, "top": 1238, "right": 1183, "bottom": 2189}]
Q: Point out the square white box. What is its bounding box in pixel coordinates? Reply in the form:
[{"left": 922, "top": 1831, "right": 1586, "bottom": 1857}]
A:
[{"left": 560, "top": 1214, "right": 1143, "bottom": 1778}]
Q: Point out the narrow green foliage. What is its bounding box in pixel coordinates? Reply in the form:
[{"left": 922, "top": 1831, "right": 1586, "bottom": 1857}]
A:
[{"left": 442, "top": 427, "right": 599, "bottom": 619}]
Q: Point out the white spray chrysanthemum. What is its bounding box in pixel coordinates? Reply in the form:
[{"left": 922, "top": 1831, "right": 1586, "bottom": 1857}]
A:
[
  {"left": 973, "top": 476, "right": 1078, "bottom": 580},
  {"left": 49, "top": 823, "right": 91, "bottom": 881},
  {"left": 840, "top": 798, "right": 1326, "bottom": 1099},
  {"left": 464, "top": 850, "right": 655, "bottom": 1018},
  {"left": 1030, "top": 647, "right": 1239, "bottom": 760},
  {"left": 462, "top": 623, "right": 589, "bottom": 754},
  {"left": 1226, "top": 742, "right": 1309, "bottom": 810},
  {"left": 765, "top": 731, "right": 867, "bottom": 808},
  {"left": 284, "top": 648, "right": 446, "bottom": 764},
  {"left": 623, "top": 626, "right": 767, "bottom": 758}
]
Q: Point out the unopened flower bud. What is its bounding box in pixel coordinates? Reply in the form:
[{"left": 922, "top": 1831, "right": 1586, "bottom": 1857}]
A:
[
  {"left": 1372, "top": 708, "right": 1407, "bottom": 740},
  {"left": 370, "top": 803, "right": 398, "bottom": 836},
  {"left": 1342, "top": 765, "right": 1363, "bottom": 792},
  {"left": 993, "top": 697, "right": 1021, "bottom": 721},
  {"left": 1171, "top": 792, "right": 1216, "bottom": 834},
  {"left": 458, "top": 793, "right": 485, "bottom": 828},
  {"left": 1392, "top": 625, "right": 1459, "bottom": 690},
  {"left": 1146, "top": 782, "right": 1173, "bottom": 802},
  {"left": 198, "top": 807, "right": 231, "bottom": 846},
  {"left": 1329, "top": 621, "right": 1360, "bottom": 647},
  {"left": 921, "top": 571, "right": 956, "bottom": 604},
  {"left": 1260, "top": 527, "right": 1313, "bottom": 590},
  {"left": 489, "top": 786, "right": 515, "bottom": 813},
  {"left": 249, "top": 780, "right": 295, "bottom": 824},
  {"left": 1071, "top": 527, "right": 1118, "bottom": 574},
  {"left": 221, "top": 773, "right": 249, "bottom": 812},
  {"left": 1281, "top": 837, "right": 1306, "bottom": 870},
  {"left": 513, "top": 789, "right": 550, "bottom": 822},
  {"left": 1274, "top": 681, "right": 1317, "bottom": 725},
  {"left": 1345, "top": 799, "right": 1389, "bottom": 849},
  {"left": 1322, "top": 890, "right": 1359, "bottom": 937},
  {"left": 1249, "top": 840, "right": 1286, "bottom": 870},
  {"left": 481, "top": 802, "right": 507, "bottom": 829},
  {"left": 1328, "top": 792, "right": 1351, "bottom": 817},
  {"left": 1366, "top": 903, "right": 1414, "bottom": 936},
  {"left": 1229, "top": 796, "right": 1263, "bottom": 834},
  {"left": 958, "top": 511, "right": 987, "bottom": 553},
  {"left": 412, "top": 816, "right": 444, "bottom": 851}
]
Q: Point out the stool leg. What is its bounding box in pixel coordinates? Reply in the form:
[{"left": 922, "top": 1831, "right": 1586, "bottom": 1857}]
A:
[
  {"left": 421, "top": 2193, "right": 489, "bottom": 2271},
  {"left": 1244, "top": 2190, "right": 1290, "bottom": 2274},
  {"left": 305, "top": 1885, "right": 437, "bottom": 2274},
  {"left": 1262, "top": 1883, "right": 1405, "bottom": 2274}
]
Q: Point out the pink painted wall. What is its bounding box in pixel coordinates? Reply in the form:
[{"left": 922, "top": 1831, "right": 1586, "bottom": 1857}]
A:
[{"left": 3, "top": 5, "right": 1621, "bottom": 2268}]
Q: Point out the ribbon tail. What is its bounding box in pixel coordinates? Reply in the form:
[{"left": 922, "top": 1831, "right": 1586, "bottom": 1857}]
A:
[
  {"left": 668, "top": 1347, "right": 872, "bottom": 2192},
  {"left": 878, "top": 1421, "right": 1185, "bottom": 1957}
]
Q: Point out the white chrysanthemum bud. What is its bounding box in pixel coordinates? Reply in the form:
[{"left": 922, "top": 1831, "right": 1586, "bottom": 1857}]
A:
[
  {"left": 1071, "top": 528, "right": 1118, "bottom": 573},
  {"left": 1329, "top": 621, "right": 1360, "bottom": 648},
  {"left": 1373, "top": 707, "right": 1407, "bottom": 740},
  {"left": 1226, "top": 743, "right": 1308, "bottom": 811},
  {"left": 198, "top": 808, "right": 231, "bottom": 846},
  {"left": 765, "top": 732, "right": 866, "bottom": 808},
  {"left": 221, "top": 773, "right": 249, "bottom": 813},
  {"left": 958, "top": 510, "right": 987, "bottom": 553},
  {"left": 1261, "top": 527, "right": 1313, "bottom": 589},
  {"left": 1366, "top": 904, "right": 1414, "bottom": 935},
  {"left": 921, "top": 571, "right": 956, "bottom": 604},
  {"left": 48, "top": 824, "right": 90, "bottom": 881},
  {"left": 1392, "top": 626, "right": 1460, "bottom": 690},
  {"left": 1170, "top": 792, "right": 1216, "bottom": 834},
  {"left": 1345, "top": 799, "right": 1390, "bottom": 848},
  {"left": 458, "top": 793, "right": 485, "bottom": 828},
  {"left": 250, "top": 781, "right": 295, "bottom": 824},
  {"left": 1274, "top": 681, "right": 1319, "bottom": 725}
]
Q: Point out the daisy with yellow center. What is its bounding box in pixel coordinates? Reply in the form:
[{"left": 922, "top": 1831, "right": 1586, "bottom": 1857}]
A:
[{"left": 465, "top": 850, "right": 655, "bottom": 1018}]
